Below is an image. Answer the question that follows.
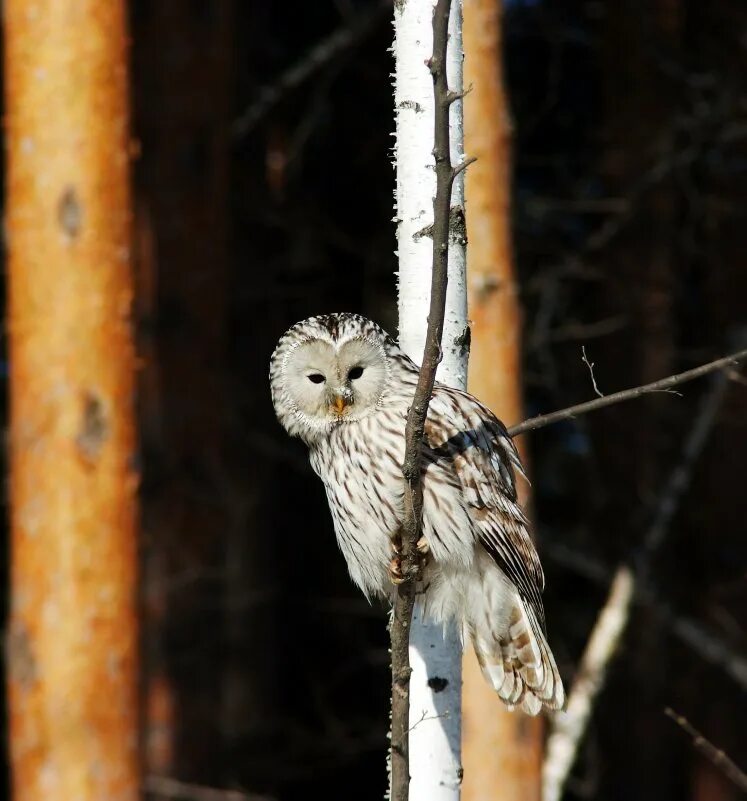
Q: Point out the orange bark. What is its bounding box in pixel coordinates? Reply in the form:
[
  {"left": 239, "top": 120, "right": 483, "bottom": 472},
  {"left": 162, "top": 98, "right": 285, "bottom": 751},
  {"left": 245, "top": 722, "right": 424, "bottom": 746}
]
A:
[
  {"left": 462, "top": 1, "right": 543, "bottom": 799},
  {"left": 5, "top": 3, "right": 139, "bottom": 800}
]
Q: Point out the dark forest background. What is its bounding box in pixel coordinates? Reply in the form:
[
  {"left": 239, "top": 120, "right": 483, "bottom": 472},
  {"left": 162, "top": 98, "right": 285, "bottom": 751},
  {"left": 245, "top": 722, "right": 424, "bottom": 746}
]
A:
[{"left": 3, "top": 1, "right": 746, "bottom": 800}]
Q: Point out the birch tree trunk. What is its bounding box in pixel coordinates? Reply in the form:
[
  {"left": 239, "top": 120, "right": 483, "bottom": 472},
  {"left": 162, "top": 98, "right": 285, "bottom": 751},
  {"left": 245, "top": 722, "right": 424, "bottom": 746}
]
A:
[
  {"left": 394, "top": 1, "right": 467, "bottom": 798},
  {"left": 461, "top": 2, "right": 544, "bottom": 800},
  {"left": 4, "top": 2, "right": 139, "bottom": 800}
]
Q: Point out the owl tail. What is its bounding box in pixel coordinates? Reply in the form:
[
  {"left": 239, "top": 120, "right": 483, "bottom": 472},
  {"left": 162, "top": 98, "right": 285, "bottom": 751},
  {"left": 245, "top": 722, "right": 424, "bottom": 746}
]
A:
[{"left": 467, "top": 569, "right": 565, "bottom": 716}]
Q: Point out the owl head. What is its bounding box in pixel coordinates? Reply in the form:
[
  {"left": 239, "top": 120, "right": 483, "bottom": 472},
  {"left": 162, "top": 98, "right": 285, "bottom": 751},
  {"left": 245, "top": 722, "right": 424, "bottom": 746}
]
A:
[{"left": 270, "top": 313, "right": 399, "bottom": 443}]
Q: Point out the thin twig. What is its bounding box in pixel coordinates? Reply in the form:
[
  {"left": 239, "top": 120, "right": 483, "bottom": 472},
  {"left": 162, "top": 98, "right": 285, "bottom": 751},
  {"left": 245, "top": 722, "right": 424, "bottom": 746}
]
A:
[
  {"left": 451, "top": 154, "right": 477, "bottom": 180},
  {"left": 664, "top": 708, "right": 747, "bottom": 794},
  {"left": 232, "top": 0, "right": 390, "bottom": 139},
  {"left": 542, "top": 372, "right": 731, "bottom": 801},
  {"left": 390, "top": 2, "right": 455, "bottom": 800},
  {"left": 144, "top": 776, "right": 273, "bottom": 801},
  {"left": 507, "top": 347, "right": 747, "bottom": 437},
  {"left": 581, "top": 346, "right": 603, "bottom": 398}
]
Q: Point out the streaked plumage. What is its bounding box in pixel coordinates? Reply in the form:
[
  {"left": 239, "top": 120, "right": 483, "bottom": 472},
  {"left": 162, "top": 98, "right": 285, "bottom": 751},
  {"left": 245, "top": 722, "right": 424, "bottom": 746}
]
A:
[{"left": 269, "top": 313, "right": 564, "bottom": 714}]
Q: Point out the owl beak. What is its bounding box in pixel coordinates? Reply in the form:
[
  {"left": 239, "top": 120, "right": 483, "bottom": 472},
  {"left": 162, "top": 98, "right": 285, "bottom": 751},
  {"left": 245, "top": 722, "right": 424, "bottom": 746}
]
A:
[{"left": 332, "top": 392, "right": 351, "bottom": 415}]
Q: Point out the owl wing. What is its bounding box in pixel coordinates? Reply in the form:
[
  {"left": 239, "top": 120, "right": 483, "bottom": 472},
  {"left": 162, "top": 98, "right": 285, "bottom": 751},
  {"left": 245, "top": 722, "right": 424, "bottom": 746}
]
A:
[{"left": 424, "top": 385, "right": 546, "bottom": 628}]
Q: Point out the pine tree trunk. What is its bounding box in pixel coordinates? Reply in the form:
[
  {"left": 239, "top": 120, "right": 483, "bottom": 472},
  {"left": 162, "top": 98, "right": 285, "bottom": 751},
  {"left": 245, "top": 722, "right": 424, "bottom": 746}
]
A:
[
  {"left": 394, "top": 1, "right": 467, "bottom": 798},
  {"left": 462, "top": 1, "right": 543, "bottom": 799},
  {"left": 5, "top": 2, "right": 139, "bottom": 799}
]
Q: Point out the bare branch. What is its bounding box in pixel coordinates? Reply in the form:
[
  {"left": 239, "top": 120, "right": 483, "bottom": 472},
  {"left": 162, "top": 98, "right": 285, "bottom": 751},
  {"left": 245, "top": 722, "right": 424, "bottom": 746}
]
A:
[
  {"left": 445, "top": 85, "right": 471, "bottom": 105},
  {"left": 232, "top": 0, "right": 390, "bottom": 139},
  {"left": 541, "top": 541, "right": 747, "bottom": 692},
  {"left": 581, "top": 345, "right": 603, "bottom": 398},
  {"left": 390, "top": 2, "right": 455, "bottom": 800},
  {"left": 639, "top": 369, "right": 731, "bottom": 562},
  {"left": 542, "top": 371, "right": 731, "bottom": 801},
  {"left": 144, "top": 776, "right": 274, "bottom": 801},
  {"left": 664, "top": 708, "right": 747, "bottom": 794},
  {"left": 451, "top": 155, "right": 477, "bottom": 182},
  {"left": 508, "top": 347, "right": 747, "bottom": 437},
  {"left": 666, "top": 614, "right": 747, "bottom": 691}
]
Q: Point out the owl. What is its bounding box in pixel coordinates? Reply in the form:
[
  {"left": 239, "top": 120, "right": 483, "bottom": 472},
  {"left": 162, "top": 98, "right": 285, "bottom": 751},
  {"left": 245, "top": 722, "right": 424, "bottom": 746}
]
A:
[{"left": 269, "top": 312, "right": 564, "bottom": 715}]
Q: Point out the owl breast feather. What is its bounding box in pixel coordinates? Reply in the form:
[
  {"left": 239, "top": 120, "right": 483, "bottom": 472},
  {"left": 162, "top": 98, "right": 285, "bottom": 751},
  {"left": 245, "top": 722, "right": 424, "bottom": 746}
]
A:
[
  {"left": 307, "top": 408, "right": 409, "bottom": 597},
  {"left": 308, "top": 402, "right": 475, "bottom": 598}
]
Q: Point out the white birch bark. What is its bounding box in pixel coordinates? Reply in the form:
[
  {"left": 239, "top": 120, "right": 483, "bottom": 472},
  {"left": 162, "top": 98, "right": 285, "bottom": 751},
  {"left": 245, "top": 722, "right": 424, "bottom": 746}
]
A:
[{"left": 393, "top": 1, "right": 467, "bottom": 799}]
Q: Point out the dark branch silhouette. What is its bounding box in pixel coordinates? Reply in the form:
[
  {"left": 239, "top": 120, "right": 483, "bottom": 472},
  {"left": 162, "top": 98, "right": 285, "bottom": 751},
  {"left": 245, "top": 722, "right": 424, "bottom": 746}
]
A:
[
  {"left": 665, "top": 708, "right": 747, "bottom": 794},
  {"left": 541, "top": 540, "right": 747, "bottom": 692},
  {"left": 507, "top": 348, "right": 747, "bottom": 437},
  {"left": 144, "top": 776, "right": 274, "bottom": 801},
  {"left": 232, "top": 0, "right": 390, "bottom": 140}
]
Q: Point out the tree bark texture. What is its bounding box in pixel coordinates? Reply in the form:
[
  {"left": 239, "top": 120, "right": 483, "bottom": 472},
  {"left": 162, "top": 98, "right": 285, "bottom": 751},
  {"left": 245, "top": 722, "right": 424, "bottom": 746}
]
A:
[
  {"left": 5, "top": 2, "right": 139, "bottom": 800},
  {"left": 393, "top": 0, "right": 467, "bottom": 799},
  {"left": 462, "top": 1, "right": 543, "bottom": 799}
]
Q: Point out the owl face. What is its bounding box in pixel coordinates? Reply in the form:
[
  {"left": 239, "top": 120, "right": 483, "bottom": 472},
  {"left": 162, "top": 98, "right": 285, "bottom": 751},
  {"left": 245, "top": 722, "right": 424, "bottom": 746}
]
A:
[{"left": 270, "top": 314, "right": 394, "bottom": 443}]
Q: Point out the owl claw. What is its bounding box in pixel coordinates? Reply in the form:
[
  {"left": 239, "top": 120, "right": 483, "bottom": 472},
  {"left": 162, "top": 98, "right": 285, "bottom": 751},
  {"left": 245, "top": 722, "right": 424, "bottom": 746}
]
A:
[
  {"left": 389, "top": 536, "right": 430, "bottom": 585},
  {"left": 391, "top": 535, "right": 428, "bottom": 555},
  {"left": 389, "top": 556, "right": 406, "bottom": 585}
]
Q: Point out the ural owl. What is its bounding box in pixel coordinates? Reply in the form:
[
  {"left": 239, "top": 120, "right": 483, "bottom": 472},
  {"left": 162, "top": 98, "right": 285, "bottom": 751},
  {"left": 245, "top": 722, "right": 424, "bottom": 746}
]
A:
[{"left": 269, "top": 313, "right": 564, "bottom": 714}]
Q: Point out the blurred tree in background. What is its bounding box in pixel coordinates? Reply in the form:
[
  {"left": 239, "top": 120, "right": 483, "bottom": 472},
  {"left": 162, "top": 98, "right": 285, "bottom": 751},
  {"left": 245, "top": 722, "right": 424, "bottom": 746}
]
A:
[
  {"left": 4, "top": 2, "right": 138, "bottom": 800},
  {"left": 1, "top": 1, "right": 745, "bottom": 801},
  {"left": 462, "top": 1, "right": 543, "bottom": 800}
]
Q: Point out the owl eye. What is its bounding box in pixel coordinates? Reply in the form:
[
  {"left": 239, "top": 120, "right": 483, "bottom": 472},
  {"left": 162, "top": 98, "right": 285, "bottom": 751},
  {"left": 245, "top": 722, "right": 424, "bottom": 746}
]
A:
[
  {"left": 348, "top": 366, "right": 364, "bottom": 380},
  {"left": 307, "top": 373, "right": 325, "bottom": 384}
]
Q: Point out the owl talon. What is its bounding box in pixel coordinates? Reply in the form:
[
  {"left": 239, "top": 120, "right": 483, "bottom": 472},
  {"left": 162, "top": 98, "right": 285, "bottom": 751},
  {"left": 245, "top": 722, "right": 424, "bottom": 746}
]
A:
[
  {"left": 389, "top": 556, "right": 406, "bottom": 585},
  {"left": 389, "top": 540, "right": 429, "bottom": 584}
]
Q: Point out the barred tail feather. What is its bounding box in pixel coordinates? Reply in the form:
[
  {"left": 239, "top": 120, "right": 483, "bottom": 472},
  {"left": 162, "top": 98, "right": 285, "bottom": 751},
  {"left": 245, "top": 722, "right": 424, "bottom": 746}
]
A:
[{"left": 467, "top": 563, "right": 565, "bottom": 715}]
